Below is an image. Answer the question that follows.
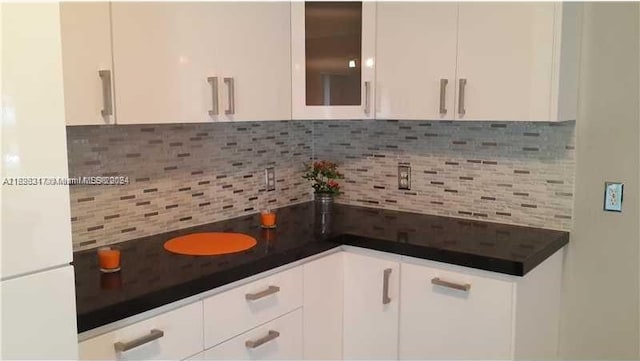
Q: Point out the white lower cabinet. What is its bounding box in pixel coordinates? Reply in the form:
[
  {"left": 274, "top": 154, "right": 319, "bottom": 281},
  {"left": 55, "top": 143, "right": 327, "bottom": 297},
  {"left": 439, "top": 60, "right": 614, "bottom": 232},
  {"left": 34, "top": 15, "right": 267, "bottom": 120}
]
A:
[
  {"left": 399, "top": 250, "right": 563, "bottom": 360},
  {"left": 78, "top": 249, "right": 563, "bottom": 361},
  {"left": 202, "top": 309, "right": 303, "bottom": 360},
  {"left": 303, "top": 252, "right": 344, "bottom": 360},
  {"left": 399, "top": 262, "right": 514, "bottom": 360},
  {"left": 202, "top": 265, "right": 303, "bottom": 349},
  {"left": 78, "top": 301, "right": 203, "bottom": 361},
  {"left": 343, "top": 251, "right": 400, "bottom": 360}
]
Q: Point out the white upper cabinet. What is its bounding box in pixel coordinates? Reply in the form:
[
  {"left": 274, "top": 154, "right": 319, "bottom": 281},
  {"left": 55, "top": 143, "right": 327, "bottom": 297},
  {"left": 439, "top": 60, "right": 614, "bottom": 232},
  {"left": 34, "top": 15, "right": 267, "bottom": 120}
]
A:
[
  {"left": 60, "top": 2, "right": 114, "bottom": 125},
  {"left": 291, "top": 1, "right": 376, "bottom": 120},
  {"left": 111, "top": 2, "right": 290, "bottom": 124},
  {"left": 376, "top": 3, "right": 458, "bottom": 120},
  {"left": 455, "top": 2, "right": 580, "bottom": 122},
  {"left": 214, "top": 2, "right": 291, "bottom": 122},
  {"left": 111, "top": 2, "right": 214, "bottom": 124},
  {"left": 375, "top": 2, "right": 580, "bottom": 122},
  {"left": 58, "top": 2, "right": 580, "bottom": 125}
]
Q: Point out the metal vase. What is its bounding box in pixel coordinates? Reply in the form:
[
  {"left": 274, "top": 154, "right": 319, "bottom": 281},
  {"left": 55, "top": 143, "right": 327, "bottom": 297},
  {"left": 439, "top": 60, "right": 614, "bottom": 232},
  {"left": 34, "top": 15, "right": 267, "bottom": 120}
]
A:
[
  {"left": 314, "top": 193, "right": 334, "bottom": 236},
  {"left": 314, "top": 193, "right": 334, "bottom": 213}
]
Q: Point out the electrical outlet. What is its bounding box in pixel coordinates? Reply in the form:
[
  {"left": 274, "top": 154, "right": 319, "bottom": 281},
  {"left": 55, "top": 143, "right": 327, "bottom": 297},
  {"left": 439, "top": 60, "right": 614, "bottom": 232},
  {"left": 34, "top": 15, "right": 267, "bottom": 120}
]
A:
[
  {"left": 604, "top": 182, "right": 623, "bottom": 212},
  {"left": 265, "top": 167, "right": 276, "bottom": 191},
  {"left": 398, "top": 163, "right": 411, "bottom": 190}
]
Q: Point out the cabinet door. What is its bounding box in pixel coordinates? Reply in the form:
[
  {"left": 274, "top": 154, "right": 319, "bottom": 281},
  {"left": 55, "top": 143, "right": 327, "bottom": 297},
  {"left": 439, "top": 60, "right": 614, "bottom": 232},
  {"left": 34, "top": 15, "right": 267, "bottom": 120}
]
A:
[
  {"left": 455, "top": 3, "right": 556, "bottom": 121},
  {"left": 214, "top": 2, "right": 291, "bottom": 122},
  {"left": 111, "top": 2, "right": 222, "bottom": 124},
  {"left": 343, "top": 252, "right": 399, "bottom": 360},
  {"left": 60, "top": 2, "right": 114, "bottom": 125},
  {"left": 376, "top": 3, "right": 458, "bottom": 120},
  {"left": 291, "top": 2, "right": 376, "bottom": 120},
  {"left": 303, "top": 253, "right": 343, "bottom": 360},
  {"left": 203, "top": 309, "right": 302, "bottom": 360},
  {"left": 399, "top": 262, "right": 514, "bottom": 360}
]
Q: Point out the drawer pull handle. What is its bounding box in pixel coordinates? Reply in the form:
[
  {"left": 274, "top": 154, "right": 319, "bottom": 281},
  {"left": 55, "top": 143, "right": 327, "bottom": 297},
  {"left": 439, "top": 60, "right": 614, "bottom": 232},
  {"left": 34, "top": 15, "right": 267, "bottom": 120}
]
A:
[
  {"left": 245, "top": 330, "right": 280, "bottom": 349},
  {"left": 431, "top": 277, "right": 471, "bottom": 292},
  {"left": 382, "top": 268, "right": 392, "bottom": 305},
  {"left": 245, "top": 285, "right": 280, "bottom": 301},
  {"left": 113, "top": 329, "right": 164, "bottom": 352}
]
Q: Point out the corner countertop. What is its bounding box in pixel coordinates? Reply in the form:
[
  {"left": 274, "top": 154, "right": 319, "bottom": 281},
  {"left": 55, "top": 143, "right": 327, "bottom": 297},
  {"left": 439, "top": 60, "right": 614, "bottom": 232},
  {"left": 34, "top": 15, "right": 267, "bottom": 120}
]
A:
[{"left": 73, "top": 202, "right": 568, "bottom": 333}]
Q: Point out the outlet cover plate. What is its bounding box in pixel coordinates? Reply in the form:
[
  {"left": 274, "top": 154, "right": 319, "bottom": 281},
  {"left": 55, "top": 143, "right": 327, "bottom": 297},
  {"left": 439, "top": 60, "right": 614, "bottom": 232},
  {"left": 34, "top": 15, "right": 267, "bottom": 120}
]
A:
[
  {"left": 398, "top": 163, "right": 411, "bottom": 190},
  {"left": 604, "top": 182, "right": 623, "bottom": 212},
  {"left": 265, "top": 167, "right": 276, "bottom": 191}
]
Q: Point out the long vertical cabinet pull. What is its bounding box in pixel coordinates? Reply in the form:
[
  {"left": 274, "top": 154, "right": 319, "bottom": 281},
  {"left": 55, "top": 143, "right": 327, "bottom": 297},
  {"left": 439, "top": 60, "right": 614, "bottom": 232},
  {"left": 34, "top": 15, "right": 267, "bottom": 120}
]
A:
[
  {"left": 382, "top": 268, "right": 392, "bottom": 305},
  {"left": 439, "top": 79, "right": 448, "bottom": 115},
  {"left": 207, "top": 77, "right": 219, "bottom": 117},
  {"left": 458, "top": 78, "right": 467, "bottom": 116},
  {"left": 224, "top": 77, "right": 235, "bottom": 115},
  {"left": 98, "top": 70, "right": 113, "bottom": 119},
  {"left": 364, "top": 81, "right": 371, "bottom": 115}
]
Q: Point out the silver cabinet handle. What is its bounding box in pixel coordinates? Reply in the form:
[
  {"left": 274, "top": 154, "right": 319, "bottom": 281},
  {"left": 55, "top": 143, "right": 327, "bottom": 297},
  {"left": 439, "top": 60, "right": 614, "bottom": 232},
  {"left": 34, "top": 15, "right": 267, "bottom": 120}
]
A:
[
  {"left": 431, "top": 277, "right": 471, "bottom": 292},
  {"left": 364, "top": 81, "right": 371, "bottom": 115},
  {"left": 113, "top": 329, "right": 164, "bottom": 352},
  {"left": 245, "top": 285, "right": 280, "bottom": 301},
  {"left": 382, "top": 268, "right": 392, "bottom": 305},
  {"left": 439, "top": 79, "right": 448, "bottom": 115},
  {"left": 207, "top": 76, "right": 219, "bottom": 116},
  {"left": 224, "top": 77, "right": 235, "bottom": 115},
  {"left": 458, "top": 78, "right": 467, "bottom": 116},
  {"left": 245, "top": 330, "right": 279, "bottom": 349},
  {"left": 98, "top": 70, "right": 113, "bottom": 118}
]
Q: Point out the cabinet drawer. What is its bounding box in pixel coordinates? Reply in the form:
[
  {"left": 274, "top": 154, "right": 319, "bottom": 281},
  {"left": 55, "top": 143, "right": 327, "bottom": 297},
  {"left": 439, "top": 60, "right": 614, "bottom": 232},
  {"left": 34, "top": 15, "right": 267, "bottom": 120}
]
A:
[
  {"left": 79, "top": 301, "right": 203, "bottom": 361},
  {"left": 203, "top": 266, "right": 302, "bottom": 348},
  {"left": 399, "top": 262, "right": 514, "bottom": 359},
  {"left": 203, "top": 309, "right": 302, "bottom": 360}
]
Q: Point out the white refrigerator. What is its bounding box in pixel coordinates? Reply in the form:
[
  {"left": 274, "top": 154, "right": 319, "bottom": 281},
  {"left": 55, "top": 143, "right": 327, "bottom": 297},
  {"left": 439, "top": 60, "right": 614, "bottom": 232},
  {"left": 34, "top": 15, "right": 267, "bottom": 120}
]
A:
[{"left": 1, "top": 2, "right": 79, "bottom": 359}]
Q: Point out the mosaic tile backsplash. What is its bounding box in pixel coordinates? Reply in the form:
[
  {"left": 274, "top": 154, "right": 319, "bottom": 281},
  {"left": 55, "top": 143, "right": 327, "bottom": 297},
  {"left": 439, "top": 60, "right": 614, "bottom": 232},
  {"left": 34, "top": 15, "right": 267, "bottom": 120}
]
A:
[
  {"left": 67, "top": 121, "right": 312, "bottom": 251},
  {"left": 67, "top": 119, "right": 575, "bottom": 251},
  {"left": 313, "top": 120, "right": 576, "bottom": 231}
]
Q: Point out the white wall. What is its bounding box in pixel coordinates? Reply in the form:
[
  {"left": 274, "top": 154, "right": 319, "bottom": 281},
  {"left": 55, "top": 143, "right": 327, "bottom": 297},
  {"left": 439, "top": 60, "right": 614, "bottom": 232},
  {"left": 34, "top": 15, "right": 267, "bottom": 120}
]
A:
[{"left": 560, "top": 3, "right": 640, "bottom": 359}]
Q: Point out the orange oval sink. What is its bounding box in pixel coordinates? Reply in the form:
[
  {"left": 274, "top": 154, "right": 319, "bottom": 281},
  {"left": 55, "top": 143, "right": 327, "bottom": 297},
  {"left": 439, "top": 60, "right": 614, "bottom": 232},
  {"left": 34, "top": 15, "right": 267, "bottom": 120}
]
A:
[{"left": 164, "top": 232, "right": 257, "bottom": 256}]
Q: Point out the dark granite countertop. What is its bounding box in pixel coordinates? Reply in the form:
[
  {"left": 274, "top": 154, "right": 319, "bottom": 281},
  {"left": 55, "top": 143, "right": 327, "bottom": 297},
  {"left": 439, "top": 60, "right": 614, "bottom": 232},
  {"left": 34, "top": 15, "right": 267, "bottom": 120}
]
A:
[{"left": 73, "top": 202, "right": 568, "bottom": 333}]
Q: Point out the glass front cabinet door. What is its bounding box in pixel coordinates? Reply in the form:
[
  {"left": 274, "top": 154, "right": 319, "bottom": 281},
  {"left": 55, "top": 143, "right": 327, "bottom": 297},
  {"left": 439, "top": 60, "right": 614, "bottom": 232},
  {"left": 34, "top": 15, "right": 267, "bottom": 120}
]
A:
[{"left": 291, "top": 1, "right": 376, "bottom": 120}]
